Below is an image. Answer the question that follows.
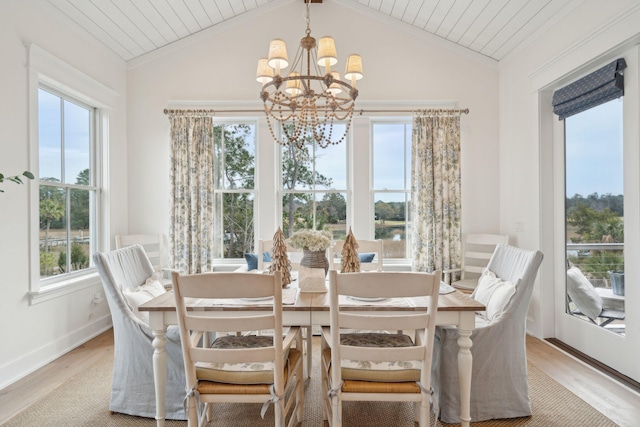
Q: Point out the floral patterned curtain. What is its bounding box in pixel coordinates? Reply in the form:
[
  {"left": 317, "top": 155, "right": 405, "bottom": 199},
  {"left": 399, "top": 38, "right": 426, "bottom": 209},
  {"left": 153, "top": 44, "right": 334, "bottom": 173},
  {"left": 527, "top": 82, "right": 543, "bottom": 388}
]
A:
[
  {"left": 411, "top": 113, "right": 461, "bottom": 282},
  {"left": 169, "top": 115, "right": 214, "bottom": 274}
]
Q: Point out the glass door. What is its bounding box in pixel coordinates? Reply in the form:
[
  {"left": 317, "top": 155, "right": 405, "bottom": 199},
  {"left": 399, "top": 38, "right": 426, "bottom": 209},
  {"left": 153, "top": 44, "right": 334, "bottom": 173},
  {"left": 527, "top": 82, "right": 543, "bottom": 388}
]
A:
[{"left": 553, "top": 50, "right": 640, "bottom": 382}]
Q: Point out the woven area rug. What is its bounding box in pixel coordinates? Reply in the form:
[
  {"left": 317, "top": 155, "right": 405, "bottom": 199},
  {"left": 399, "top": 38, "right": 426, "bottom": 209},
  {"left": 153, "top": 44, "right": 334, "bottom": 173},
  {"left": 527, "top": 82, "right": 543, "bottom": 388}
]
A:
[{"left": 3, "top": 342, "right": 618, "bottom": 427}]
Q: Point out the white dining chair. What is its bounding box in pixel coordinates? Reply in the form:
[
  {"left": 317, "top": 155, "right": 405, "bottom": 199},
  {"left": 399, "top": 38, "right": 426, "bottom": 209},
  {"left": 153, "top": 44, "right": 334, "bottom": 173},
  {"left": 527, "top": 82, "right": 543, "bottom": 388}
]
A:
[
  {"left": 432, "top": 243, "right": 543, "bottom": 423},
  {"left": 93, "top": 245, "right": 188, "bottom": 420},
  {"left": 172, "top": 270, "right": 304, "bottom": 427},
  {"left": 321, "top": 270, "right": 441, "bottom": 427},
  {"left": 443, "top": 233, "right": 509, "bottom": 291}
]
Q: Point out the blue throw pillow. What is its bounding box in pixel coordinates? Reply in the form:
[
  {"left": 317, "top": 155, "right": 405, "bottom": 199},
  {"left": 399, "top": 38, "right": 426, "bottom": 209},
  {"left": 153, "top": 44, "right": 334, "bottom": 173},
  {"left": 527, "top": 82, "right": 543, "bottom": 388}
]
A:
[
  {"left": 359, "top": 253, "right": 375, "bottom": 263},
  {"left": 244, "top": 252, "right": 272, "bottom": 271}
]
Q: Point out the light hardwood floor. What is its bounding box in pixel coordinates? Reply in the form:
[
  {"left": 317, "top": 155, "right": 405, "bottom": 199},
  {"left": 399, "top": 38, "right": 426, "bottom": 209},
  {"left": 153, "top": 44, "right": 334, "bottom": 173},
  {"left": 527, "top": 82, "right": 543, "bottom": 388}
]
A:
[{"left": 1, "top": 330, "right": 639, "bottom": 426}]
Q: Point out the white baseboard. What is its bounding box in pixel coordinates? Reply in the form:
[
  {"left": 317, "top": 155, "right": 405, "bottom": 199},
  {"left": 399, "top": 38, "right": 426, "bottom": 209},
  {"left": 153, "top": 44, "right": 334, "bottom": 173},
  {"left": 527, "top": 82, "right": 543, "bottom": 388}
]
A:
[{"left": 0, "top": 314, "right": 113, "bottom": 390}]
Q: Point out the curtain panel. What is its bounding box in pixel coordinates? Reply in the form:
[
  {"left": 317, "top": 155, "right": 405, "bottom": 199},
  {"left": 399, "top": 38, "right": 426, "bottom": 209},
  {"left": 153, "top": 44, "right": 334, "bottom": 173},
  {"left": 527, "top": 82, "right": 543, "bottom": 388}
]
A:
[
  {"left": 169, "top": 116, "right": 214, "bottom": 274},
  {"left": 411, "top": 114, "right": 461, "bottom": 282},
  {"left": 552, "top": 58, "right": 626, "bottom": 120}
]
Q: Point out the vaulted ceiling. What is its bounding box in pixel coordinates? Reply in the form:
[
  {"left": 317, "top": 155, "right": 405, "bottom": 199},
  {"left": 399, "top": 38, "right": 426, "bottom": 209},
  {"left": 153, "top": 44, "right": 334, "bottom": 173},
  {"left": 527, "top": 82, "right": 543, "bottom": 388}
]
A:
[{"left": 44, "top": 0, "right": 580, "bottom": 63}]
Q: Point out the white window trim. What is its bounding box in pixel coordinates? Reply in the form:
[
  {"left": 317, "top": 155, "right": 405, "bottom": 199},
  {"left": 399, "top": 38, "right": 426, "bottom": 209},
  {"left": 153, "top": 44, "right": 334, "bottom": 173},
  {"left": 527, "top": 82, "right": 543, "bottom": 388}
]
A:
[{"left": 27, "top": 44, "right": 117, "bottom": 304}]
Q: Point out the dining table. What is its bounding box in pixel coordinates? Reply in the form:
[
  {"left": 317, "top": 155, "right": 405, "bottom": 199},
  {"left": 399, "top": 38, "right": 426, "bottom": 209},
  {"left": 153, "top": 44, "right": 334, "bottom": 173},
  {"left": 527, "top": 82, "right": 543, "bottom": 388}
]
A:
[{"left": 139, "top": 282, "right": 484, "bottom": 427}]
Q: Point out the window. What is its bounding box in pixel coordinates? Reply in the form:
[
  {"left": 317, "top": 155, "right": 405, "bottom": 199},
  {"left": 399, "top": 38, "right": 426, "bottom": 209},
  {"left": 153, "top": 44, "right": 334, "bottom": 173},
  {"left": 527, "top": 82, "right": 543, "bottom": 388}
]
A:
[
  {"left": 204, "top": 107, "right": 423, "bottom": 265},
  {"left": 37, "top": 87, "right": 97, "bottom": 281},
  {"left": 281, "top": 124, "right": 348, "bottom": 240},
  {"left": 213, "top": 122, "right": 256, "bottom": 259},
  {"left": 372, "top": 121, "right": 412, "bottom": 259}
]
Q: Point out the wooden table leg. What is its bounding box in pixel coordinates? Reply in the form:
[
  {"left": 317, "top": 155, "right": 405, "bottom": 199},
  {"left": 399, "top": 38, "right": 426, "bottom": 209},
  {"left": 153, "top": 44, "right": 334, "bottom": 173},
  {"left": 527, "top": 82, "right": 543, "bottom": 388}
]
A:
[{"left": 152, "top": 327, "right": 168, "bottom": 427}]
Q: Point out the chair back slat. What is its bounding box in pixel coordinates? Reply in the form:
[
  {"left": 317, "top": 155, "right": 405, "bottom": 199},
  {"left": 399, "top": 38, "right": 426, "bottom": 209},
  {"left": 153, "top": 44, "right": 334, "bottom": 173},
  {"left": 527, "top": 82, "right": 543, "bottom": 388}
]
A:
[
  {"left": 339, "top": 312, "right": 430, "bottom": 331},
  {"left": 335, "top": 271, "right": 437, "bottom": 298},
  {"left": 185, "top": 315, "right": 275, "bottom": 334},
  {"left": 174, "top": 272, "right": 279, "bottom": 299}
]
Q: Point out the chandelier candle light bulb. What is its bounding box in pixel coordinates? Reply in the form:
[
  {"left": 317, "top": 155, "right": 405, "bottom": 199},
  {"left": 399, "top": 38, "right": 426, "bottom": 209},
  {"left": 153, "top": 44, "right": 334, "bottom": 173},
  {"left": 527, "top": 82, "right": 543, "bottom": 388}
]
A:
[{"left": 257, "top": 0, "right": 363, "bottom": 149}]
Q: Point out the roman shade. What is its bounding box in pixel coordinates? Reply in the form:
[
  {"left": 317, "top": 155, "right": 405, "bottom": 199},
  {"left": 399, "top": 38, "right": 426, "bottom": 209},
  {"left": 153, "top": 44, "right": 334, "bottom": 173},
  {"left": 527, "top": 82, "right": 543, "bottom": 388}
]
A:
[{"left": 552, "top": 58, "right": 626, "bottom": 120}]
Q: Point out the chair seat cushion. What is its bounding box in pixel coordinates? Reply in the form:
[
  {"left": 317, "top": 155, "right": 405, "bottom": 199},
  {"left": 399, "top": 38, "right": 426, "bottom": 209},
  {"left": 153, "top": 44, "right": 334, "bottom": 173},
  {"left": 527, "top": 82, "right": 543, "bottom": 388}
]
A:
[
  {"left": 197, "top": 348, "right": 301, "bottom": 390},
  {"left": 195, "top": 335, "right": 295, "bottom": 385},
  {"left": 323, "top": 333, "right": 421, "bottom": 382}
]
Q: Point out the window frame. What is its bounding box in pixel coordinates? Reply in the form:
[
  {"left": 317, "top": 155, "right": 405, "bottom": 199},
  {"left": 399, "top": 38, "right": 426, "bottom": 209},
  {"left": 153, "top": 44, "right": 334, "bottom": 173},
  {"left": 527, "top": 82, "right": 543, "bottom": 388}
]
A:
[
  {"left": 27, "top": 44, "right": 116, "bottom": 304},
  {"left": 370, "top": 118, "right": 413, "bottom": 264},
  {"left": 278, "top": 125, "right": 351, "bottom": 239},
  {"left": 37, "top": 86, "right": 98, "bottom": 282},
  {"left": 212, "top": 120, "right": 258, "bottom": 260}
]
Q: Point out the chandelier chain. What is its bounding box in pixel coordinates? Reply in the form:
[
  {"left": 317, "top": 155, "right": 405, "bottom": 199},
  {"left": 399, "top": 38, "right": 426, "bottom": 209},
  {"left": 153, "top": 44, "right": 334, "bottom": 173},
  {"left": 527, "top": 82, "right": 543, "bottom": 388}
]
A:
[{"left": 304, "top": 0, "right": 311, "bottom": 36}]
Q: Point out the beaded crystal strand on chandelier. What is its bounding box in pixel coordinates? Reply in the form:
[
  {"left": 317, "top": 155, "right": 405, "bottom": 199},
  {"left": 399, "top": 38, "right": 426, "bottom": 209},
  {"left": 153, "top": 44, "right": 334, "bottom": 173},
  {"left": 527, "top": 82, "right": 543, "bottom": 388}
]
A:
[{"left": 256, "top": 0, "right": 363, "bottom": 149}]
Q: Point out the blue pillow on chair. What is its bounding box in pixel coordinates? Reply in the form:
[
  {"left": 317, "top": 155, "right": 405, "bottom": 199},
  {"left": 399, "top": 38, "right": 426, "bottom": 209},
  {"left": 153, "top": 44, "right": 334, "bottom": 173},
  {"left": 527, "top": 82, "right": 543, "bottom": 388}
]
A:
[
  {"left": 244, "top": 252, "right": 272, "bottom": 271},
  {"left": 359, "top": 253, "right": 375, "bottom": 263}
]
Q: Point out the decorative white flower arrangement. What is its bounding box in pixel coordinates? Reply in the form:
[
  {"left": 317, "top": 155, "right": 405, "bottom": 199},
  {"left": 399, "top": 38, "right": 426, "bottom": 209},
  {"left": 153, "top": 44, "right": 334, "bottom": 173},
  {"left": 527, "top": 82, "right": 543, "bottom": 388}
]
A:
[{"left": 288, "top": 229, "right": 333, "bottom": 251}]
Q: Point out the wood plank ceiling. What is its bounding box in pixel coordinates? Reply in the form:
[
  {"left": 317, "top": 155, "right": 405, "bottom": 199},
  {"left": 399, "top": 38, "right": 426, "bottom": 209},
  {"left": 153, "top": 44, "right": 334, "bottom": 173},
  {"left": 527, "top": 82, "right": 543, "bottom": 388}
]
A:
[{"left": 44, "top": 0, "right": 579, "bottom": 62}]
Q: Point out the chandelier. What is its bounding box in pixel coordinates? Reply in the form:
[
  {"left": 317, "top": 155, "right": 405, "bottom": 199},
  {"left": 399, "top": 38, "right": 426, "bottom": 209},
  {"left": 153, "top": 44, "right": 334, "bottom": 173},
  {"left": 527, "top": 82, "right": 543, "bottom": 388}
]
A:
[{"left": 256, "top": 0, "right": 363, "bottom": 149}]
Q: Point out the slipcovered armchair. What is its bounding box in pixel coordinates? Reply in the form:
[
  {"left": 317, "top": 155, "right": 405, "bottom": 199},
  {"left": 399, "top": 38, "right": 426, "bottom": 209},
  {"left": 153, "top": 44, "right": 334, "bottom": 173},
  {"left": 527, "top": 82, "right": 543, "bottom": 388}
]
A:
[
  {"left": 93, "top": 244, "right": 187, "bottom": 420},
  {"left": 431, "top": 244, "right": 544, "bottom": 423}
]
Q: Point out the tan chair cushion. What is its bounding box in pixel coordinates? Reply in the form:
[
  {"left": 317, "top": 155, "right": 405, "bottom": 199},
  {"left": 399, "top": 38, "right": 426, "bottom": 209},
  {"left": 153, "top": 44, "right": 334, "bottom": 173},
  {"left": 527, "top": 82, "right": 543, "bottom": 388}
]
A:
[
  {"left": 342, "top": 378, "right": 420, "bottom": 394},
  {"left": 323, "top": 333, "right": 421, "bottom": 382},
  {"left": 195, "top": 335, "right": 295, "bottom": 385}
]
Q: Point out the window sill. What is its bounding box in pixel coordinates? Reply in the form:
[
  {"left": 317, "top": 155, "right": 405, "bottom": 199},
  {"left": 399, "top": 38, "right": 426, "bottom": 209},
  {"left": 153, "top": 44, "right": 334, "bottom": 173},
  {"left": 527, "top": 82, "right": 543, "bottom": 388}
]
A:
[{"left": 29, "top": 270, "right": 102, "bottom": 305}]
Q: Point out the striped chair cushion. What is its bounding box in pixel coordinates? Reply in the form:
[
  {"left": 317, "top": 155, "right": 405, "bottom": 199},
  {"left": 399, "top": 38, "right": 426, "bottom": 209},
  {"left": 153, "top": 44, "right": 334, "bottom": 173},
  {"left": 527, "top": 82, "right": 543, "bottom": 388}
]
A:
[
  {"left": 195, "top": 335, "right": 293, "bottom": 385},
  {"left": 324, "top": 333, "right": 421, "bottom": 382}
]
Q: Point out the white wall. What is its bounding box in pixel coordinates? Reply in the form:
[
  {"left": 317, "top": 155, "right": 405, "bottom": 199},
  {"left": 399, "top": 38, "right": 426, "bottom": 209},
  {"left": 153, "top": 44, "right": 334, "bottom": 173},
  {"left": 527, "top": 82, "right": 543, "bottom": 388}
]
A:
[
  {"left": 498, "top": 0, "right": 640, "bottom": 339},
  {"left": 126, "top": 0, "right": 500, "bottom": 240},
  {"left": 0, "top": 0, "right": 127, "bottom": 388}
]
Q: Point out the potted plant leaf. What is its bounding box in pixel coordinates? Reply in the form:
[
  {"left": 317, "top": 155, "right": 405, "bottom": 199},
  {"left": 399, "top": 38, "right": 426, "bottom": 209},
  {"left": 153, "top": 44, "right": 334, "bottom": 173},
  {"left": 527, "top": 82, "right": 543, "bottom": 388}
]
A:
[{"left": 0, "top": 171, "right": 34, "bottom": 192}]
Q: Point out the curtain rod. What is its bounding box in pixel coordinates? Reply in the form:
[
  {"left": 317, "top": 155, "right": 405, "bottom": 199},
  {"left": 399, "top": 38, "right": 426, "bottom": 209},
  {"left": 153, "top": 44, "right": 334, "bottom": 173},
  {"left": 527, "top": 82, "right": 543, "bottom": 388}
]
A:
[{"left": 163, "top": 108, "right": 469, "bottom": 116}]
